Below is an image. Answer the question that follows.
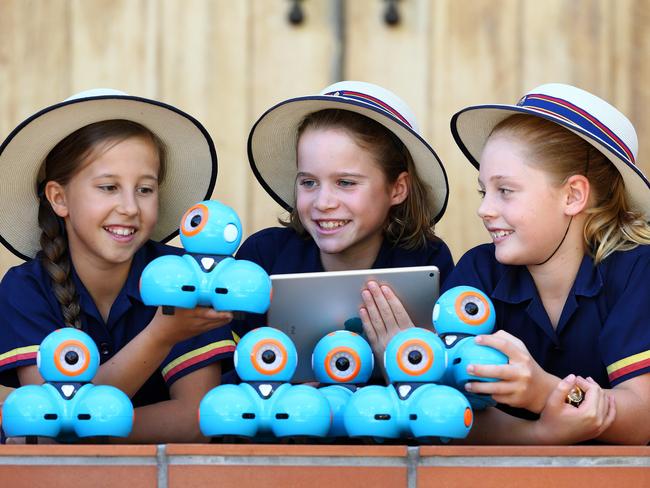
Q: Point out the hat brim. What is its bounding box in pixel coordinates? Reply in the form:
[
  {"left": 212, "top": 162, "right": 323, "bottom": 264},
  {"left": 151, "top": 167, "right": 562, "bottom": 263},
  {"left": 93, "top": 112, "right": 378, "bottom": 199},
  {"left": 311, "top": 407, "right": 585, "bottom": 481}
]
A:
[
  {"left": 451, "top": 104, "right": 650, "bottom": 217},
  {"left": 0, "top": 95, "right": 217, "bottom": 260},
  {"left": 248, "top": 95, "right": 449, "bottom": 223}
]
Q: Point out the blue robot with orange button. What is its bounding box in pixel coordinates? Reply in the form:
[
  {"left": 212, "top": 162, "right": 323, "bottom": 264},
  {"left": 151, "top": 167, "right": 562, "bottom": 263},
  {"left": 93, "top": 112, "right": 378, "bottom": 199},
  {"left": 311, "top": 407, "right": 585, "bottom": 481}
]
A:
[
  {"left": 1, "top": 328, "right": 133, "bottom": 442},
  {"left": 312, "top": 330, "right": 374, "bottom": 437},
  {"left": 343, "top": 327, "right": 473, "bottom": 441},
  {"left": 199, "top": 327, "right": 331, "bottom": 439},
  {"left": 139, "top": 200, "right": 271, "bottom": 315},
  {"left": 433, "top": 286, "right": 508, "bottom": 410}
]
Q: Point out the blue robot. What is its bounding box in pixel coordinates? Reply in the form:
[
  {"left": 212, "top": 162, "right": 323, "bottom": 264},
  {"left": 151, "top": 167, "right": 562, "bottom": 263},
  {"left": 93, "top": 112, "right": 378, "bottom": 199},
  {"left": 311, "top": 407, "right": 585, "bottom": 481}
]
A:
[
  {"left": 2, "top": 328, "right": 133, "bottom": 442},
  {"left": 343, "top": 328, "right": 472, "bottom": 441},
  {"left": 312, "top": 330, "right": 374, "bottom": 437},
  {"left": 139, "top": 200, "right": 272, "bottom": 315},
  {"left": 199, "top": 327, "right": 331, "bottom": 438},
  {"left": 432, "top": 286, "right": 508, "bottom": 409}
]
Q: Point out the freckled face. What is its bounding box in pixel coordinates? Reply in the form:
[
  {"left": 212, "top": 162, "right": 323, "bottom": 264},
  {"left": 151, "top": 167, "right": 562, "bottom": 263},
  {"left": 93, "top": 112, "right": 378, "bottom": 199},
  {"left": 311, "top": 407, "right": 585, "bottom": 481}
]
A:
[
  {"left": 477, "top": 136, "right": 568, "bottom": 265},
  {"left": 295, "top": 127, "right": 403, "bottom": 264}
]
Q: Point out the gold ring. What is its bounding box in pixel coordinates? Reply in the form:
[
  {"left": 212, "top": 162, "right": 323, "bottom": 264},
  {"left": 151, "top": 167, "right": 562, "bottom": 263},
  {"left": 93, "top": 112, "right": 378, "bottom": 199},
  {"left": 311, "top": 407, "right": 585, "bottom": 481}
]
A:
[{"left": 565, "top": 386, "right": 584, "bottom": 407}]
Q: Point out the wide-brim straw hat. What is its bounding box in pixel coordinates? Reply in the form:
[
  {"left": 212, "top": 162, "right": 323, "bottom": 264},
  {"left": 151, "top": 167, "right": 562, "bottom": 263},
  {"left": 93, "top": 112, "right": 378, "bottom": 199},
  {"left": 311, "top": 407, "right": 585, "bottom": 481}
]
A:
[
  {"left": 247, "top": 80, "right": 449, "bottom": 222},
  {"left": 0, "top": 88, "right": 217, "bottom": 260},
  {"left": 451, "top": 83, "right": 650, "bottom": 217}
]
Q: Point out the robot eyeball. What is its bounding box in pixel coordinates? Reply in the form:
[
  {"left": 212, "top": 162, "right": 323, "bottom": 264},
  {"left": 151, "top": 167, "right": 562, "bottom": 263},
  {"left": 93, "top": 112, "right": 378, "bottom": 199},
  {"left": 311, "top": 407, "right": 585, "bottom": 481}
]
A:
[
  {"left": 396, "top": 339, "right": 433, "bottom": 375},
  {"left": 456, "top": 291, "right": 491, "bottom": 326},
  {"left": 252, "top": 339, "right": 287, "bottom": 375},
  {"left": 384, "top": 328, "right": 446, "bottom": 383},
  {"left": 54, "top": 340, "right": 91, "bottom": 376},
  {"left": 312, "top": 330, "right": 374, "bottom": 384},
  {"left": 324, "top": 347, "right": 360, "bottom": 382},
  {"left": 37, "top": 328, "right": 100, "bottom": 382},
  {"left": 181, "top": 203, "right": 208, "bottom": 237},
  {"left": 235, "top": 327, "right": 297, "bottom": 382},
  {"left": 432, "top": 286, "right": 496, "bottom": 336}
]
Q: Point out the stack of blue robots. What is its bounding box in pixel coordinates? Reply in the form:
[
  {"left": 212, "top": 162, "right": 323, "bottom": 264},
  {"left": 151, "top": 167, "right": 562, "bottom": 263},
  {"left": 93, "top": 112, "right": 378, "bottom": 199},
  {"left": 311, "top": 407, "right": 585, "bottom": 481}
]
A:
[{"left": 199, "top": 285, "right": 508, "bottom": 443}]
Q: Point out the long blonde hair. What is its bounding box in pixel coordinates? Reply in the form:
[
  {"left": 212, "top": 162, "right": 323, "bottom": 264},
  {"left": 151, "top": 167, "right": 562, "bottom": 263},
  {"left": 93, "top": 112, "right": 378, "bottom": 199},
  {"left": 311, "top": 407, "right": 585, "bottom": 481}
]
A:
[
  {"left": 490, "top": 114, "right": 650, "bottom": 263},
  {"left": 281, "top": 109, "right": 439, "bottom": 250}
]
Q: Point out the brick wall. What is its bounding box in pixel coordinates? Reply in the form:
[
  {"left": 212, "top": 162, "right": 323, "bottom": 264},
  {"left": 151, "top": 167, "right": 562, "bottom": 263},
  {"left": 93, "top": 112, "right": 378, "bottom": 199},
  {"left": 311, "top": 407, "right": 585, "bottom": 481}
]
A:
[{"left": 0, "top": 444, "right": 648, "bottom": 487}]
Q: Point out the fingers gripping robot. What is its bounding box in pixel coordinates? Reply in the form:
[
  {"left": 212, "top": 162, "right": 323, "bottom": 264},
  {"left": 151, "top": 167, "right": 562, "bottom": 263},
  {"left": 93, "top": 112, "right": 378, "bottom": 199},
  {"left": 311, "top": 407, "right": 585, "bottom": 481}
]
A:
[
  {"left": 312, "top": 330, "right": 374, "bottom": 437},
  {"left": 433, "top": 286, "right": 508, "bottom": 410},
  {"left": 343, "top": 328, "right": 473, "bottom": 441},
  {"left": 140, "top": 200, "right": 272, "bottom": 315},
  {"left": 2, "top": 329, "right": 133, "bottom": 442},
  {"left": 199, "top": 327, "right": 331, "bottom": 438}
]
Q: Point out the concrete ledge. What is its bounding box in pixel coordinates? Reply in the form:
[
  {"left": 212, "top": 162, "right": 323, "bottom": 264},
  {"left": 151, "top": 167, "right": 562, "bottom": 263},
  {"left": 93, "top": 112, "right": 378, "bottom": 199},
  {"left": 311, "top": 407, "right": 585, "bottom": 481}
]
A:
[{"left": 0, "top": 444, "right": 647, "bottom": 488}]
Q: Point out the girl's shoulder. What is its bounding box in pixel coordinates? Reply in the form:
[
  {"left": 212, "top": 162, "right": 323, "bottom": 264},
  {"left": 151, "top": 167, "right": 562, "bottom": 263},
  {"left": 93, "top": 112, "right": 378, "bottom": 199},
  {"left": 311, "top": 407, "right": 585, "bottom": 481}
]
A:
[
  {"left": 0, "top": 257, "right": 49, "bottom": 290},
  {"left": 598, "top": 244, "right": 650, "bottom": 283}
]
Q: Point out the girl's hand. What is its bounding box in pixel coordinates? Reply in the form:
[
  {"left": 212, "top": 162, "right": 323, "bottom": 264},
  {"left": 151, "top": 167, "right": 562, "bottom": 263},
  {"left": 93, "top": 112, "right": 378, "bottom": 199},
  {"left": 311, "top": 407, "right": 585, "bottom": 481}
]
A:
[
  {"left": 463, "top": 330, "right": 558, "bottom": 413},
  {"left": 359, "top": 281, "right": 414, "bottom": 358},
  {"left": 148, "top": 306, "right": 234, "bottom": 348},
  {"left": 534, "top": 374, "right": 616, "bottom": 444}
]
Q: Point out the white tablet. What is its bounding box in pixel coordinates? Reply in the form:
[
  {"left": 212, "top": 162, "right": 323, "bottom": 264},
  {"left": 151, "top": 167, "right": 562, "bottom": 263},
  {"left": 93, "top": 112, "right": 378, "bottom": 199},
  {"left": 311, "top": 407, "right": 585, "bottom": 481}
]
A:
[{"left": 267, "top": 266, "right": 439, "bottom": 383}]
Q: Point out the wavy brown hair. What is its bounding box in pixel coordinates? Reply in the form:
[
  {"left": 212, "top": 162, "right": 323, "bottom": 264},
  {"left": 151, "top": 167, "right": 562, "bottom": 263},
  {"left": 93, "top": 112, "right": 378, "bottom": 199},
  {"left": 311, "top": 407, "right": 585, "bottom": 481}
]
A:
[
  {"left": 281, "top": 109, "right": 438, "bottom": 250},
  {"left": 490, "top": 114, "right": 650, "bottom": 263},
  {"left": 38, "top": 120, "right": 166, "bottom": 328}
]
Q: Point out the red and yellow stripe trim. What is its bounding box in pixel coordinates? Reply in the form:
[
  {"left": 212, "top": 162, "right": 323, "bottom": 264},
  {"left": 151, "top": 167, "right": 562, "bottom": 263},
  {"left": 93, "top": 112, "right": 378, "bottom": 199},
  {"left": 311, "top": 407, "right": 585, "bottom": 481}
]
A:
[
  {"left": 162, "top": 339, "right": 236, "bottom": 383},
  {"left": 0, "top": 345, "right": 39, "bottom": 369},
  {"left": 607, "top": 350, "right": 650, "bottom": 382}
]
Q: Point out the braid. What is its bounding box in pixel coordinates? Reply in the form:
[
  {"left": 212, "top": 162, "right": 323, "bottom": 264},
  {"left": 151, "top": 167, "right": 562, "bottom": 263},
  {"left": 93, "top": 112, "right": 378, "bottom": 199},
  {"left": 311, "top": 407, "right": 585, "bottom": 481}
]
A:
[
  {"left": 37, "top": 193, "right": 81, "bottom": 329},
  {"left": 36, "top": 119, "right": 166, "bottom": 328}
]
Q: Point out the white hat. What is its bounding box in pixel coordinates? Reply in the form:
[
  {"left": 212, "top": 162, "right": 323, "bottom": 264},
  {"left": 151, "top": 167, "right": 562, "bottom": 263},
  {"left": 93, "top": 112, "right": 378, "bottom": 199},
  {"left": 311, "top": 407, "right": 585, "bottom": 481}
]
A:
[
  {"left": 247, "top": 81, "right": 449, "bottom": 222},
  {"left": 0, "top": 88, "right": 218, "bottom": 260},
  {"left": 451, "top": 83, "right": 650, "bottom": 216}
]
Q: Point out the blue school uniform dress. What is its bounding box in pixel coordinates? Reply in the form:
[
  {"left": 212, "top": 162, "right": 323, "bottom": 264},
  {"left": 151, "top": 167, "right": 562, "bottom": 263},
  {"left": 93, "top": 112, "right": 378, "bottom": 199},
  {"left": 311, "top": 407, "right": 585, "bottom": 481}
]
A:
[
  {"left": 231, "top": 226, "right": 454, "bottom": 337},
  {"left": 0, "top": 240, "right": 235, "bottom": 408},
  {"left": 442, "top": 243, "right": 650, "bottom": 417}
]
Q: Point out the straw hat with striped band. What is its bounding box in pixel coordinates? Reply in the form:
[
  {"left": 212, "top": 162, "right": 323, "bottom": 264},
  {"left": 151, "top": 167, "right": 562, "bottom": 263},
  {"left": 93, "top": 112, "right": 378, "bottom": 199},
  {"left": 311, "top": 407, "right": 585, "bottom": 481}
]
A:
[
  {"left": 0, "top": 88, "right": 218, "bottom": 261},
  {"left": 247, "top": 81, "right": 449, "bottom": 223},
  {"left": 451, "top": 83, "right": 650, "bottom": 217}
]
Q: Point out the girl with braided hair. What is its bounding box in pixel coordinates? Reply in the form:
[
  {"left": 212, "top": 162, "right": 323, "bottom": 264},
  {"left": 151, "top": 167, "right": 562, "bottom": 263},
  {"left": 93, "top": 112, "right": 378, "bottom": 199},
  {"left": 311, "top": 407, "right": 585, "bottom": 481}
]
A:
[{"left": 0, "top": 90, "right": 234, "bottom": 443}]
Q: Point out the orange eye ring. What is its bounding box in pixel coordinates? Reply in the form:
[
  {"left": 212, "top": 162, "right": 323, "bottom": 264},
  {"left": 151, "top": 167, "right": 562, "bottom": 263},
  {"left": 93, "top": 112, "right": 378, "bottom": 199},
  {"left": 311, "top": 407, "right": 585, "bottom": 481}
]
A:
[
  {"left": 396, "top": 339, "right": 433, "bottom": 376},
  {"left": 53, "top": 339, "right": 91, "bottom": 376},
  {"left": 324, "top": 346, "right": 361, "bottom": 382},
  {"left": 181, "top": 203, "right": 209, "bottom": 237},
  {"left": 454, "top": 291, "right": 491, "bottom": 326},
  {"left": 251, "top": 339, "right": 288, "bottom": 375}
]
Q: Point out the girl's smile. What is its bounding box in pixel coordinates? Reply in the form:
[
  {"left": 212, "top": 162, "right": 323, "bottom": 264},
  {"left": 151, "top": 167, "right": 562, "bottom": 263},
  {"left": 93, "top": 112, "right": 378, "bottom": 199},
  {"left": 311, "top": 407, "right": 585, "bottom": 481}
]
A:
[
  {"left": 296, "top": 127, "right": 407, "bottom": 270},
  {"left": 478, "top": 136, "right": 570, "bottom": 266},
  {"left": 48, "top": 136, "right": 160, "bottom": 273}
]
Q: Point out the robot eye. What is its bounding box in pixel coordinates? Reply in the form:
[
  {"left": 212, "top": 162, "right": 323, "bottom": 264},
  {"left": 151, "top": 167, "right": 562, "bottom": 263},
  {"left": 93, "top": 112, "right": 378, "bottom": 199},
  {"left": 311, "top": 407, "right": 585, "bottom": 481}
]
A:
[
  {"left": 251, "top": 339, "right": 287, "bottom": 375},
  {"left": 324, "top": 347, "right": 361, "bottom": 382},
  {"left": 53, "top": 340, "right": 91, "bottom": 376},
  {"left": 223, "top": 223, "right": 239, "bottom": 243},
  {"left": 396, "top": 339, "right": 433, "bottom": 376},
  {"left": 456, "top": 291, "right": 491, "bottom": 326},
  {"left": 180, "top": 204, "right": 208, "bottom": 237}
]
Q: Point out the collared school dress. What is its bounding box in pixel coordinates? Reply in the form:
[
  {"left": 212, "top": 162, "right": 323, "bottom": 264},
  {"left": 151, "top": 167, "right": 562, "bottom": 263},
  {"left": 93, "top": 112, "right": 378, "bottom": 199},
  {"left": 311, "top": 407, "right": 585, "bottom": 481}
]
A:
[
  {"left": 0, "top": 240, "right": 235, "bottom": 408},
  {"left": 231, "top": 226, "right": 454, "bottom": 337},
  {"left": 442, "top": 242, "right": 650, "bottom": 418}
]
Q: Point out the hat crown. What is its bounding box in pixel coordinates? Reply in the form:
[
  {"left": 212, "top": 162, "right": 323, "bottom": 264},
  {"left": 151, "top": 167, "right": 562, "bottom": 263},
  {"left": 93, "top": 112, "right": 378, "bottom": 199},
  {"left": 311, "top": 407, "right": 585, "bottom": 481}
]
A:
[
  {"left": 518, "top": 83, "right": 638, "bottom": 164},
  {"left": 319, "top": 80, "right": 420, "bottom": 133},
  {"left": 64, "top": 88, "right": 128, "bottom": 102}
]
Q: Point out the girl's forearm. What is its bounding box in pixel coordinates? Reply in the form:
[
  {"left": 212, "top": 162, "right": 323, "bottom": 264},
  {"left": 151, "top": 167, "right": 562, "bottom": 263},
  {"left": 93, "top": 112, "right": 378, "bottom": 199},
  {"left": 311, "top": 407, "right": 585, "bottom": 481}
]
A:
[{"left": 93, "top": 327, "right": 172, "bottom": 397}]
